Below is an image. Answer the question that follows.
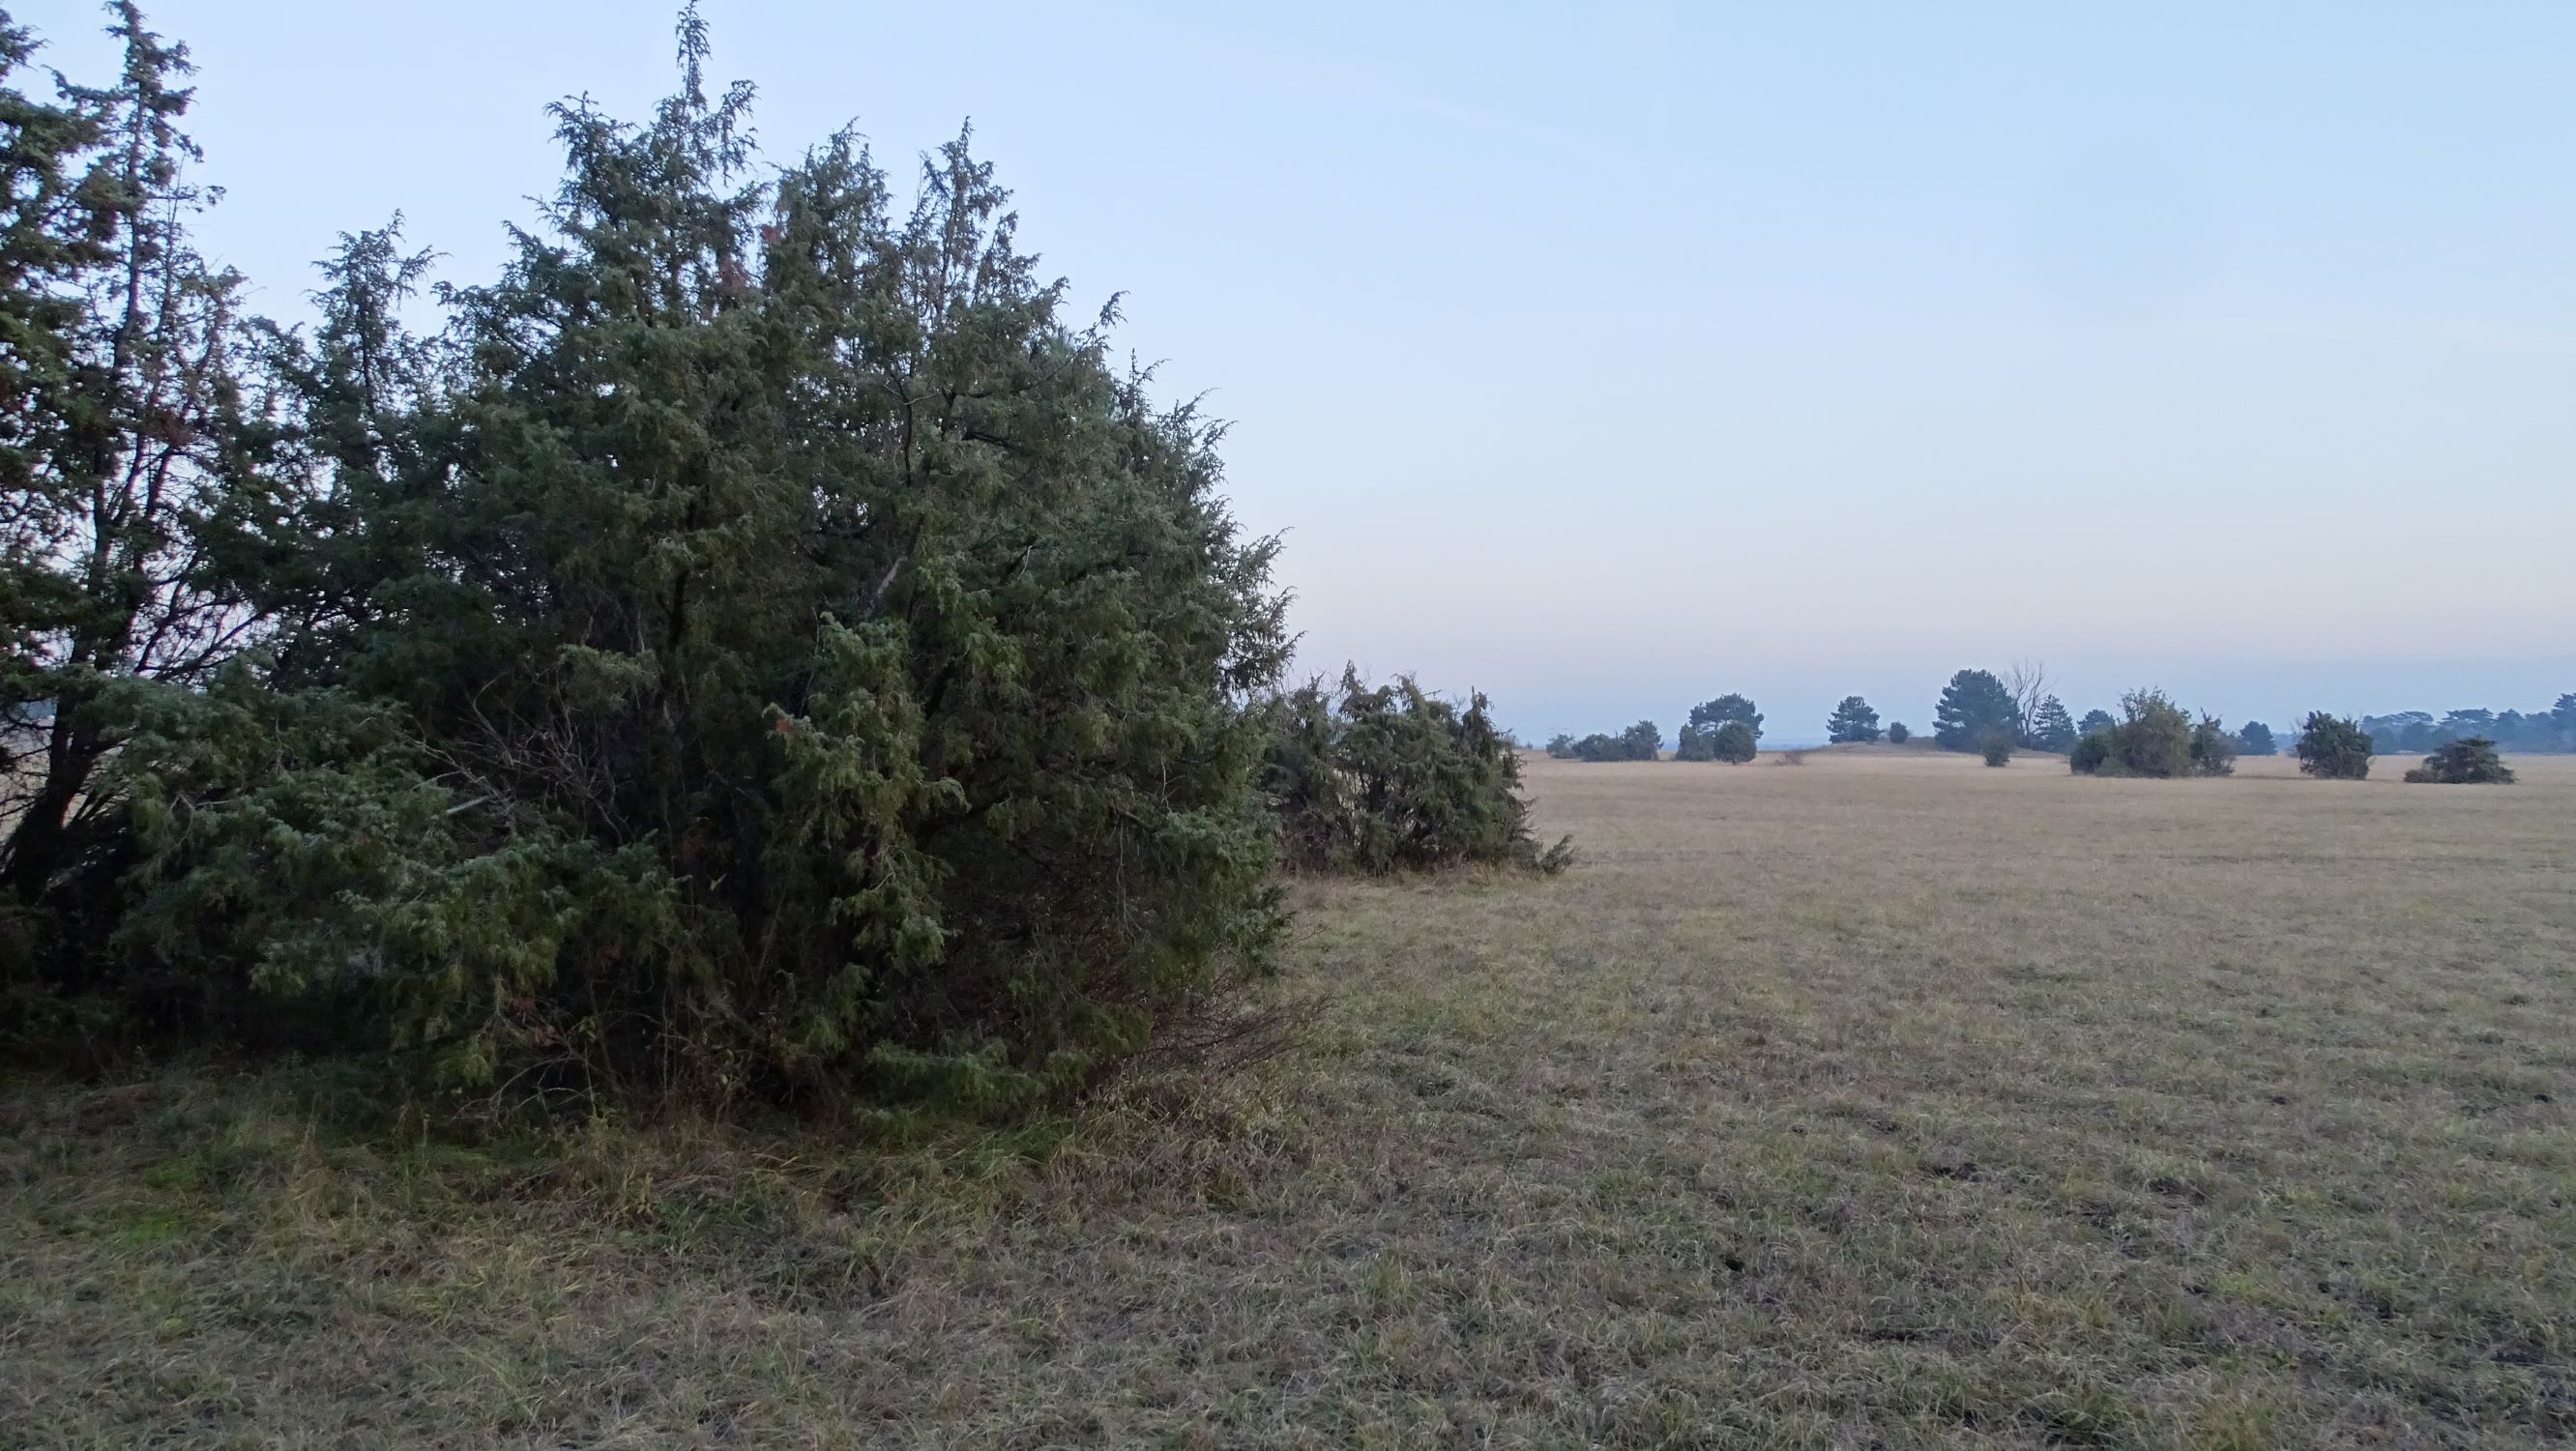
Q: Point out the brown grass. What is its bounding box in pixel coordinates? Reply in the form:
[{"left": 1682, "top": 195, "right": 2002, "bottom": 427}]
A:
[{"left": 6, "top": 749, "right": 2573, "bottom": 1447}]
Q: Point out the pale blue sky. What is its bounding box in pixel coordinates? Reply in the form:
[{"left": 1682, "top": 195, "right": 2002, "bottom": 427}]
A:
[{"left": 21, "top": 2, "right": 2575, "bottom": 741}]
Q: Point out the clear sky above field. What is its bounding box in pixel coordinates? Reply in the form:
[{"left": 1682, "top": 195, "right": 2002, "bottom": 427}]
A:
[{"left": 19, "top": 1, "right": 2574, "bottom": 740}]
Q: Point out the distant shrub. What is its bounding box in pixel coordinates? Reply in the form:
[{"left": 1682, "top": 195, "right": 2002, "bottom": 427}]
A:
[
  {"left": 2295, "top": 712, "right": 2374, "bottom": 780},
  {"left": 2189, "top": 714, "right": 2239, "bottom": 776},
  {"left": 1566, "top": 720, "right": 1660, "bottom": 762},
  {"left": 1980, "top": 734, "right": 2013, "bottom": 768},
  {"left": 2067, "top": 729, "right": 2113, "bottom": 774},
  {"left": 1544, "top": 733, "right": 1579, "bottom": 760},
  {"left": 2235, "top": 720, "right": 2277, "bottom": 756},
  {"left": 1778, "top": 748, "right": 1809, "bottom": 767},
  {"left": 2404, "top": 738, "right": 2514, "bottom": 785},
  {"left": 1673, "top": 724, "right": 1715, "bottom": 761},
  {"left": 2077, "top": 709, "right": 2117, "bottom": 737},
  {"left": 2068, "top": 689, "right": 2196, "bottom": 777},
  {"left": 1268, "top": 669, "right": 1573, "bottom": 875},
  {"left": 1886, "top": 721, "right": 1911, "bottom": 745},
  {"left": 1711, "top": 721, "right": 1758, "bottom": 763},
  {"left": 1619, "top": 720, "right": 1663, "bottom": 761}
]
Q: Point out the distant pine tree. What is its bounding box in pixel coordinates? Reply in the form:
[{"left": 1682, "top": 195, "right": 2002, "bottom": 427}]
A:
[
  {"left": 1825, "top": 696, "right": 1882, "bottom": 743},
  {"left": 1934, "top": 670, "right": 2017, "bottom": 751},
  {"left": 2026, "top": 696, "right": 2078, "bottom": 751}
]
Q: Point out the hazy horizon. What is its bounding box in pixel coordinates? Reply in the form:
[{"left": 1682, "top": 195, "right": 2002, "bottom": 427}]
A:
[{"left": 20, "top": 0, "right": 2571, "bottom": 740}]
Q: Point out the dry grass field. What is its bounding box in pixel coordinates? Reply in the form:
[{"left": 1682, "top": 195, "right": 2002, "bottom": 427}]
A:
[{"left": 5, "top": 747, "right": 2573, "bottom": 1448}]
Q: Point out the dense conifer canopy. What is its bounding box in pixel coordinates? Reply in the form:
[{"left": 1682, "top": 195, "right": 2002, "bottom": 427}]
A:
[{"left": 4, "top": 7, "right": 1301, "bottom": 1109}]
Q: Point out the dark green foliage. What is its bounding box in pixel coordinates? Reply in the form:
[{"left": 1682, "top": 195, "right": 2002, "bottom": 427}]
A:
[
  {"left": 1980, "top": 734, "right": 2013, "bottom": 768},
  {"left": 1266, "top": 668, "right": 1570, "bottom": 875},
  {"left": 1620, "top": 719, "right": 1663, "bottom": 761},
  {"left": 17, "top": 13, "right": 1305, "bottom": 1113},
  {"left": 1686, "top": 693, "right": 1761, "bottom": 743},
  {"left": 2066, "top": 689, "right": 2196, "bottom": 778},
  {"left": 2403, "top": 738, "right": 2514, "bottom": 785},
  {"left": 1886, "top": 721, "right": 1911, "bottom": 745},
  {"left": 1672, "top": 724, "right": 1714, "bottom": 761},
  {"left": 2078, "top": 709, "right": 2116, "bottom": 737},
  {"left": 1710, "top": 720, "right": 1758, "bottom": 763},
  {"left": 2236, "top": 720, "right": 2277, "bottom": 756},
  {"left": 2295, "top": 712, "right": 2374, "bottom": 780},
  {"left": 1543, "top": 733, "right": 1578, "bottom": 760},
  {"left": 2066, "top": 729, "right": 2111, "bottom": 774},
  {"left": 1933, "top": 670, "right": 2016, "bottom": 751},
  {"left": 2358, "top": 699, "right": 2572, "bottom": 754},
  {"left": 1566, "top": 722, "right": 1659, "bottom": 762},
  {"left": 2, "top": 7, "right": 267, "bottom": 980},
  {"left": 2026, "top": 696, "right": 2077, "bottom": 752},
  {"left": 2188, "top": 714, "right": 2239, "bottom": 776},
  {"left": 1825, "top": 695, "right": 1881, "bottom": 743}
]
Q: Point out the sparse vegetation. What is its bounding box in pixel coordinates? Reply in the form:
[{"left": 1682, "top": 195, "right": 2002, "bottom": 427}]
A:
[
  {"left": 2296, "top": 711, "right": 2376, "bottom": 780},
  {"left": 10, "top": 750, "right": 2572, "bottom": 1448},
  {"left": 2404, "top": 737, "right": 2516, "bottom": 785}
]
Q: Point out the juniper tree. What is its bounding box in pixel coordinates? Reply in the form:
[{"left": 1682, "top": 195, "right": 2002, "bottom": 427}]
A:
[
  {"left": 2066, "top": 689, "right": 2197, "bottom": 777},
  {"left": 2188, "top": 713, "right": 2239, "bottom": 775},
  {"left": 2236, "top": 720, "right": 2277, "bottom": 756},
  {"left": 2295, "top": 712, "right": 2373, "bottom": 780},
  {"left": 1, "top": 6, "right": 269, "bottom": 958},
  {"left": 110, "top": 13, "right": 1294, "bottom": 1110},
  {"left": 2404, "top": 738, "right": 2513, "bottom": 785},
  {"left": 1265, "top": 667, "right": 1568, "bottom": 874},
  {"left": 1710, "top": 720, "right": 1757, "bottom": 763},
  {"left": 1619, "top": 719, "right": 1663, "bottom": 760},
  {"left": 1825, "top": 695, "right": 1881, "bottom": 743}
]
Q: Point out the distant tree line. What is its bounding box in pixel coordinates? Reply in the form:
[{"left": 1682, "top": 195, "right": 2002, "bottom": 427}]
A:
[
  {"left": 1540, "top": 665, "right": 2564, "bottom": 786},
  {"left": 2358, "top": 701, "right": 2576, "bottom": 755}
]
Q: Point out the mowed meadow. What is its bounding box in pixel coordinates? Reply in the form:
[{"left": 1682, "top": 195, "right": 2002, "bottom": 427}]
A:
[{"left": 7, "top": 748, "right": 2573, "bottom": 1448}]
